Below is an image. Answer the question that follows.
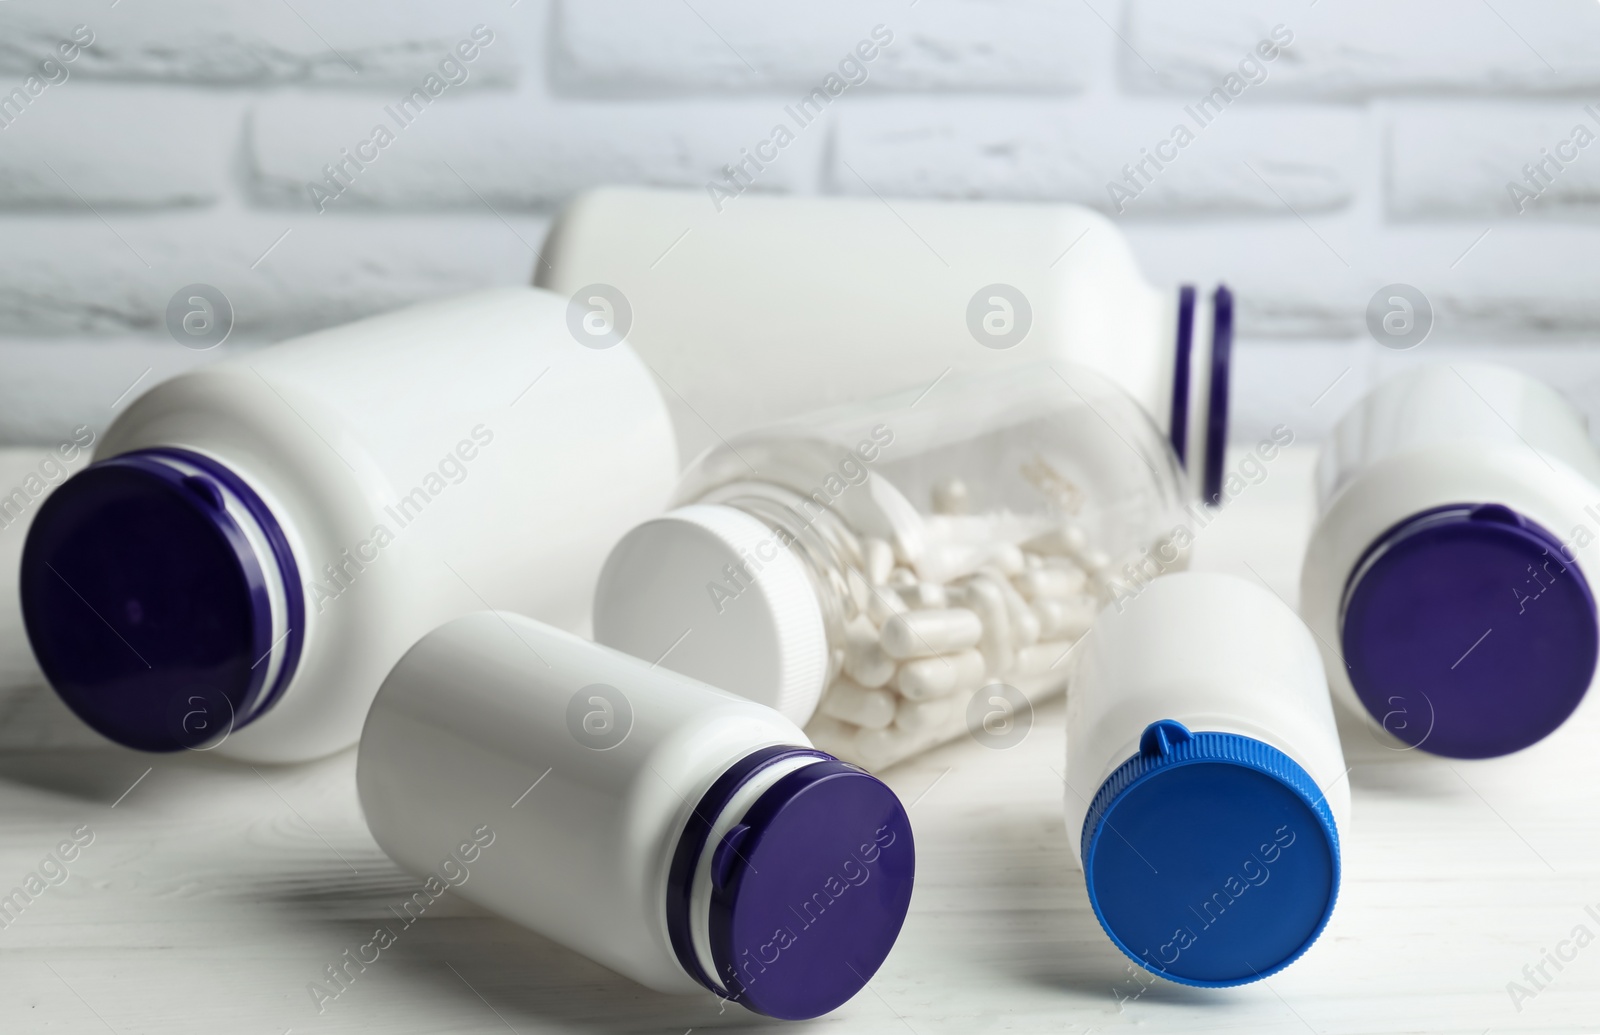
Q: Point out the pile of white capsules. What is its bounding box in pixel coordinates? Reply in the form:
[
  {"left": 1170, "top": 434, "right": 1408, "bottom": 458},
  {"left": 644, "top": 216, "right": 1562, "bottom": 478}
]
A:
[{"left": 805, "top": 477, "right": 1116, "bottom": 770}]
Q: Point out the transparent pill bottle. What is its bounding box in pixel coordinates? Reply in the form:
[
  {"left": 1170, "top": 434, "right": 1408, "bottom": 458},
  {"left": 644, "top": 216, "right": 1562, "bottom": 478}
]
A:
[
  {"left": 593, "top": 364, "right": 1188, "bottom": 771},
  {"left": 19, "top": 288, "right": 677, "bottom": 762},
  {"left": 537, "top": 186, "right": 1235, "bottom": 502},
  {"left": 1301, "top": 363, "right": 1600, "bottom": 759},
  {"left": 1065, "top": 572, "right": 1349, "bottom": 987},
  {"left": 357, "top": 611, "right": 915, "bottom": 1021}
]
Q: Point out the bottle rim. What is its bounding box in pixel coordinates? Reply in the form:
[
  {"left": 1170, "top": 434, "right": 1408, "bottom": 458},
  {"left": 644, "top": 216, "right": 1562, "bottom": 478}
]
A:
[
  {"left": 20, "top": 446, "right": 304, "bottom": 751},
  {"left": 665, "top": 744, "right": 916, "bottom": 1019},
  {"left": 1081, "top": 720, "right": 1340, "bottom": 988}
]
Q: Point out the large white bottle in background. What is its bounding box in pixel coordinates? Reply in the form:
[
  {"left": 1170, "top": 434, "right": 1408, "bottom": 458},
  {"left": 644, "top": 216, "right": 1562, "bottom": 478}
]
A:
[
  {"left": 1065, "top": 573, "right": 1347, "bottom": 987},
  {"left": 1300, "top": 362, "right": 1600, "bottom": 759},
  {"left": 357, "top": 611, "right": 915, "bottom": 1021},
  {"left": 19, "top": 288, "right": 677, "bottom": 762},
  {"left": 536, "top": 187, "right": 1235, "bottom": 503}
]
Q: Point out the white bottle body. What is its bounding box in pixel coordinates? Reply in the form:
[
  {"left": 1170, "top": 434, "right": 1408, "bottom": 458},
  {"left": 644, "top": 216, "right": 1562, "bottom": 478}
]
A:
[
  {"left": 357, "top": 611, "right": 812, "bottom": 995},
  {"left": 1064, "top": 572, "right": 1349, "bottom": 864},
  {"left": 535, "top": 187, "right": 1218, "bottom": 480},
  {"left": 1300, "top": 362, "right": 1600, "bottom": 737},
  {"left": 96, "top": 287, "right": 677, "bottom": 762}
]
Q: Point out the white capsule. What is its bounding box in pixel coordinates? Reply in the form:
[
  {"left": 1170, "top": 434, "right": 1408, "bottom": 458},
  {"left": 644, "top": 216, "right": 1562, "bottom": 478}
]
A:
[
  {"left": 916, "top": 540, "right": 988, "bottom": 585},
  {"left": 847, "top": 565, "right": 872, "bottom": 616},
  {"left": 1033, "top": 594, "right": 1100, "bottom": 640},
  {"left": 985, "top": 542, "right": 1026, "bottom": 576},
  {"left": 879, "top": 608, "right": 984, "bottom": 660},
  {"left": 887, "top": 566, "right": 919, "bottom": 591},
  {"left": 1015, "top": 565, "right": 1088, "bottom": 600},
  {"left": 989, "top": 571, "right": 1039, "bottom": 647},
  {"left": 804, "top": 713, "right": 858, "bottom": 758},
  {"left": 904, "top": 581, "right": 949, "bottom": 610},
  {"left": 895, "top": 648, "right": 986, "bottom": 701},
  {"left": 1024, "top": 551, "right": 1044, "bottom": 570},
  {"left": 931, "top": 476, "right": 969, "bottom": 515},
  {"left": 895, "top": 695, "right": 955, "bottom": 735},
  {"left": 1080, "top": 548, "right": 1113, "bottom": 575},
  {"left": 866, "top": 584, "right": 909, "bottom": 627},
  {"left": 819, "top": 678, "right": 898, "bottom": 730},
  {"left": 832, "top": 521, "right": 870, "bottom": 569},
  {"left": 1020, "top": 524, "right": 1087, "bottom": 558},
  {"left": 1013, "top": 639, "right": 1079, "bottom": 675},
  {"left": 843, "top": 638, "right": 896, "bottom": 688},
  {"left": 863, "top": 537, "right": 895, "bottom": 586},
  {"left": 852, "top": 723, "right": 922, "bottom": 770},
  {"left": 958, "top": 576, "right": 1015, "bottom": 676}
]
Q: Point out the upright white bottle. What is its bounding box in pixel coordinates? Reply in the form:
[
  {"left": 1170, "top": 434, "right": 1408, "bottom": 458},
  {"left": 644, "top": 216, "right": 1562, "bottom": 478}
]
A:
[
  {"left": 357, "top": 611, "right": 915, "bottom": 1021},
  {"left": 19, "top": 288, "right": 677, "bottom": 761},
  {"left": 593, "top": 364, "right": 1191, "bottom": 771},
  {"left": 1065, "top": 573, "right": 1348, "bottom": 987},
  {"left": 1301, "top": 363, "right": 1600, "bottom": 759},
  {"left": 536, "top": 186, "right": 1235, "bottom": 502}
]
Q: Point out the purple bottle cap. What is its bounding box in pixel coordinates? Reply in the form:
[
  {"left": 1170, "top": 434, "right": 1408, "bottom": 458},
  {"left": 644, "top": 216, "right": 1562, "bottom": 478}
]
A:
[
  {"left": 20, "top": 448, "right": 303, "bottom": 752},
  {"left": 666, "top": 746, "right": 915, "bottom": 1020},
  {"left": 1202, "top": 284, "right": 1234, "bottom": 506},
  {"left": 1340, "top": 503, "right": 1597, "bottom": 758},
  {"left": 1168, "top": 284, "right": 1233, "bottom": 506}
]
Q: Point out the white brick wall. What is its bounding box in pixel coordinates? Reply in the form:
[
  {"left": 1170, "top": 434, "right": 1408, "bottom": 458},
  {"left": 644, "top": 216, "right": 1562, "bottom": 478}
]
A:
[
  {"left": 1388, "top": 103, "right": 1600, "bottom": 218},
  {"left": 551, "top": 0, "right": 1093, "bottom": 95},
  {"left": 2, "top": 0, "right": 1599, "bottom": 447},
  {"left": 1125, "top": 0, "right": 1600, "bottom": 97},
  {"left": 831, "top": 100, "right": 1361, "bottom": 212}
]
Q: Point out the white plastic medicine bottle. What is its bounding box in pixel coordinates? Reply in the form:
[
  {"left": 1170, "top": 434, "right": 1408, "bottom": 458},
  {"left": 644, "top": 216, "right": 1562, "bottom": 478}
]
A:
[
  {"left": 19, "top": 288, "right": 677, "bottom": 762},
  {"left": 536, "top": 186, "right": 1236, "bottom": 502},
  {"left": 357, "top": 610, "right": 916, "bottom": 1021},
  {"left": 1300, "top": 363, "right": 1600, "bottom": 759},
  {"left": 593, "top": 364, "right": 1189, "bottom": 770},
  {"left": 1065, "top": 572, "right": 1348, "bottom": 987}
]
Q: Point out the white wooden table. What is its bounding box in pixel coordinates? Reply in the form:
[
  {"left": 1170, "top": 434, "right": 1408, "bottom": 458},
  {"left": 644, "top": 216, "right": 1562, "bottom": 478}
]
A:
[{"left": 0, "top": 446, "right": 1597, "bottom": 1033}]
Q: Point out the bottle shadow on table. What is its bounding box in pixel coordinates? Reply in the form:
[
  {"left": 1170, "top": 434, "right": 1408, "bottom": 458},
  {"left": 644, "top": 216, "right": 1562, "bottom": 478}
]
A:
[
  {"left": 896, "top": 789, "right": 1217, "bottom": 1010},
  {"left": 320, "top": 911, "right": 783, "bottom": 1033}
]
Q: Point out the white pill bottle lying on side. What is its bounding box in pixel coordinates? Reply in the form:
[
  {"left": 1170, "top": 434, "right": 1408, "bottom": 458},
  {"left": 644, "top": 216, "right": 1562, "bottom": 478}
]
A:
[
  {"left": 19, "top": 288, "right": 677, "bottom": 762},
  {"left": 1301, "top": 363, "right": 1600, "bottom": 759},
  {"left": 537, "top": 187, "right": 1236, "bottom": 503},
  {"left": 1065, "top": 573, "right": 1348, "bottom": 987},
  {"left": 594, "top": 364, "right": 1192, "bottom": 771},
  {"left": 357, "top": 611, "right": 916, "bottom": 1021}
]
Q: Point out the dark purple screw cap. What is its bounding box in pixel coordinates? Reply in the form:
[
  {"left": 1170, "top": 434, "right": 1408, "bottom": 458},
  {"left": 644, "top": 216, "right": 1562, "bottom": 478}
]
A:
[
  {"left": 1340, "top": 503, "right": 1597, "bottom": 758},
  {"left": 19, "top": 448, "right": 304, "bottom": 752},
  {"left": 667, "top": 746, "right": 915, "bottom": 1020},
  {"left": 1202, "top": 283, "right": 1234, "bottom": 507}
]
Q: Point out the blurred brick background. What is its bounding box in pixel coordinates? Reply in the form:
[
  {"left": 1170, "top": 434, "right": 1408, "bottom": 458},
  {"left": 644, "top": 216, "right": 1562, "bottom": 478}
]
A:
[{"left": 3, "top": 0, "right": 1600, "bottom": 446}]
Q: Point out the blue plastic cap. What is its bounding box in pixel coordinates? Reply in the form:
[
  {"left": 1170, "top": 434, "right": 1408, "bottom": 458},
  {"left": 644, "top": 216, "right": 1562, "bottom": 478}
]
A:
[
  {"left": 667, "top": 746, "right": 916, "bottom": 1020},
  {"left": 1081, "top": 720, "right": 1340, "bottom": 987},
  {"left": 1341, "top": 503, "right": 1597, "bottom": 758},
  {"left": 19, "top": 448, "right": 303, "bottom": 752}
]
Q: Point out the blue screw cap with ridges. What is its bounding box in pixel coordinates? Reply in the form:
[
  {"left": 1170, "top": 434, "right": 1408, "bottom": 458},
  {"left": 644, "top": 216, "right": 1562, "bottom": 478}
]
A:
[{"left": 1080, "top": 719, "right": 1340, "bottom": 987}]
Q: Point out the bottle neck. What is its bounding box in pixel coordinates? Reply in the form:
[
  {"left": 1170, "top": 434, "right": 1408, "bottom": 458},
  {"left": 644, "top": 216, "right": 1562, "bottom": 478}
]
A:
[
  {"left": 664, "top": 745, "right": 832, "bottom": 1001},
  {"left": 660, "top": 742, "right": 917, "bottom": 1019},
  {"left": 709, "top": 489, "right": 864, "bottom": 674},
  {"left": 123, "top": 448, "right": 306, "bottom": 738}
]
